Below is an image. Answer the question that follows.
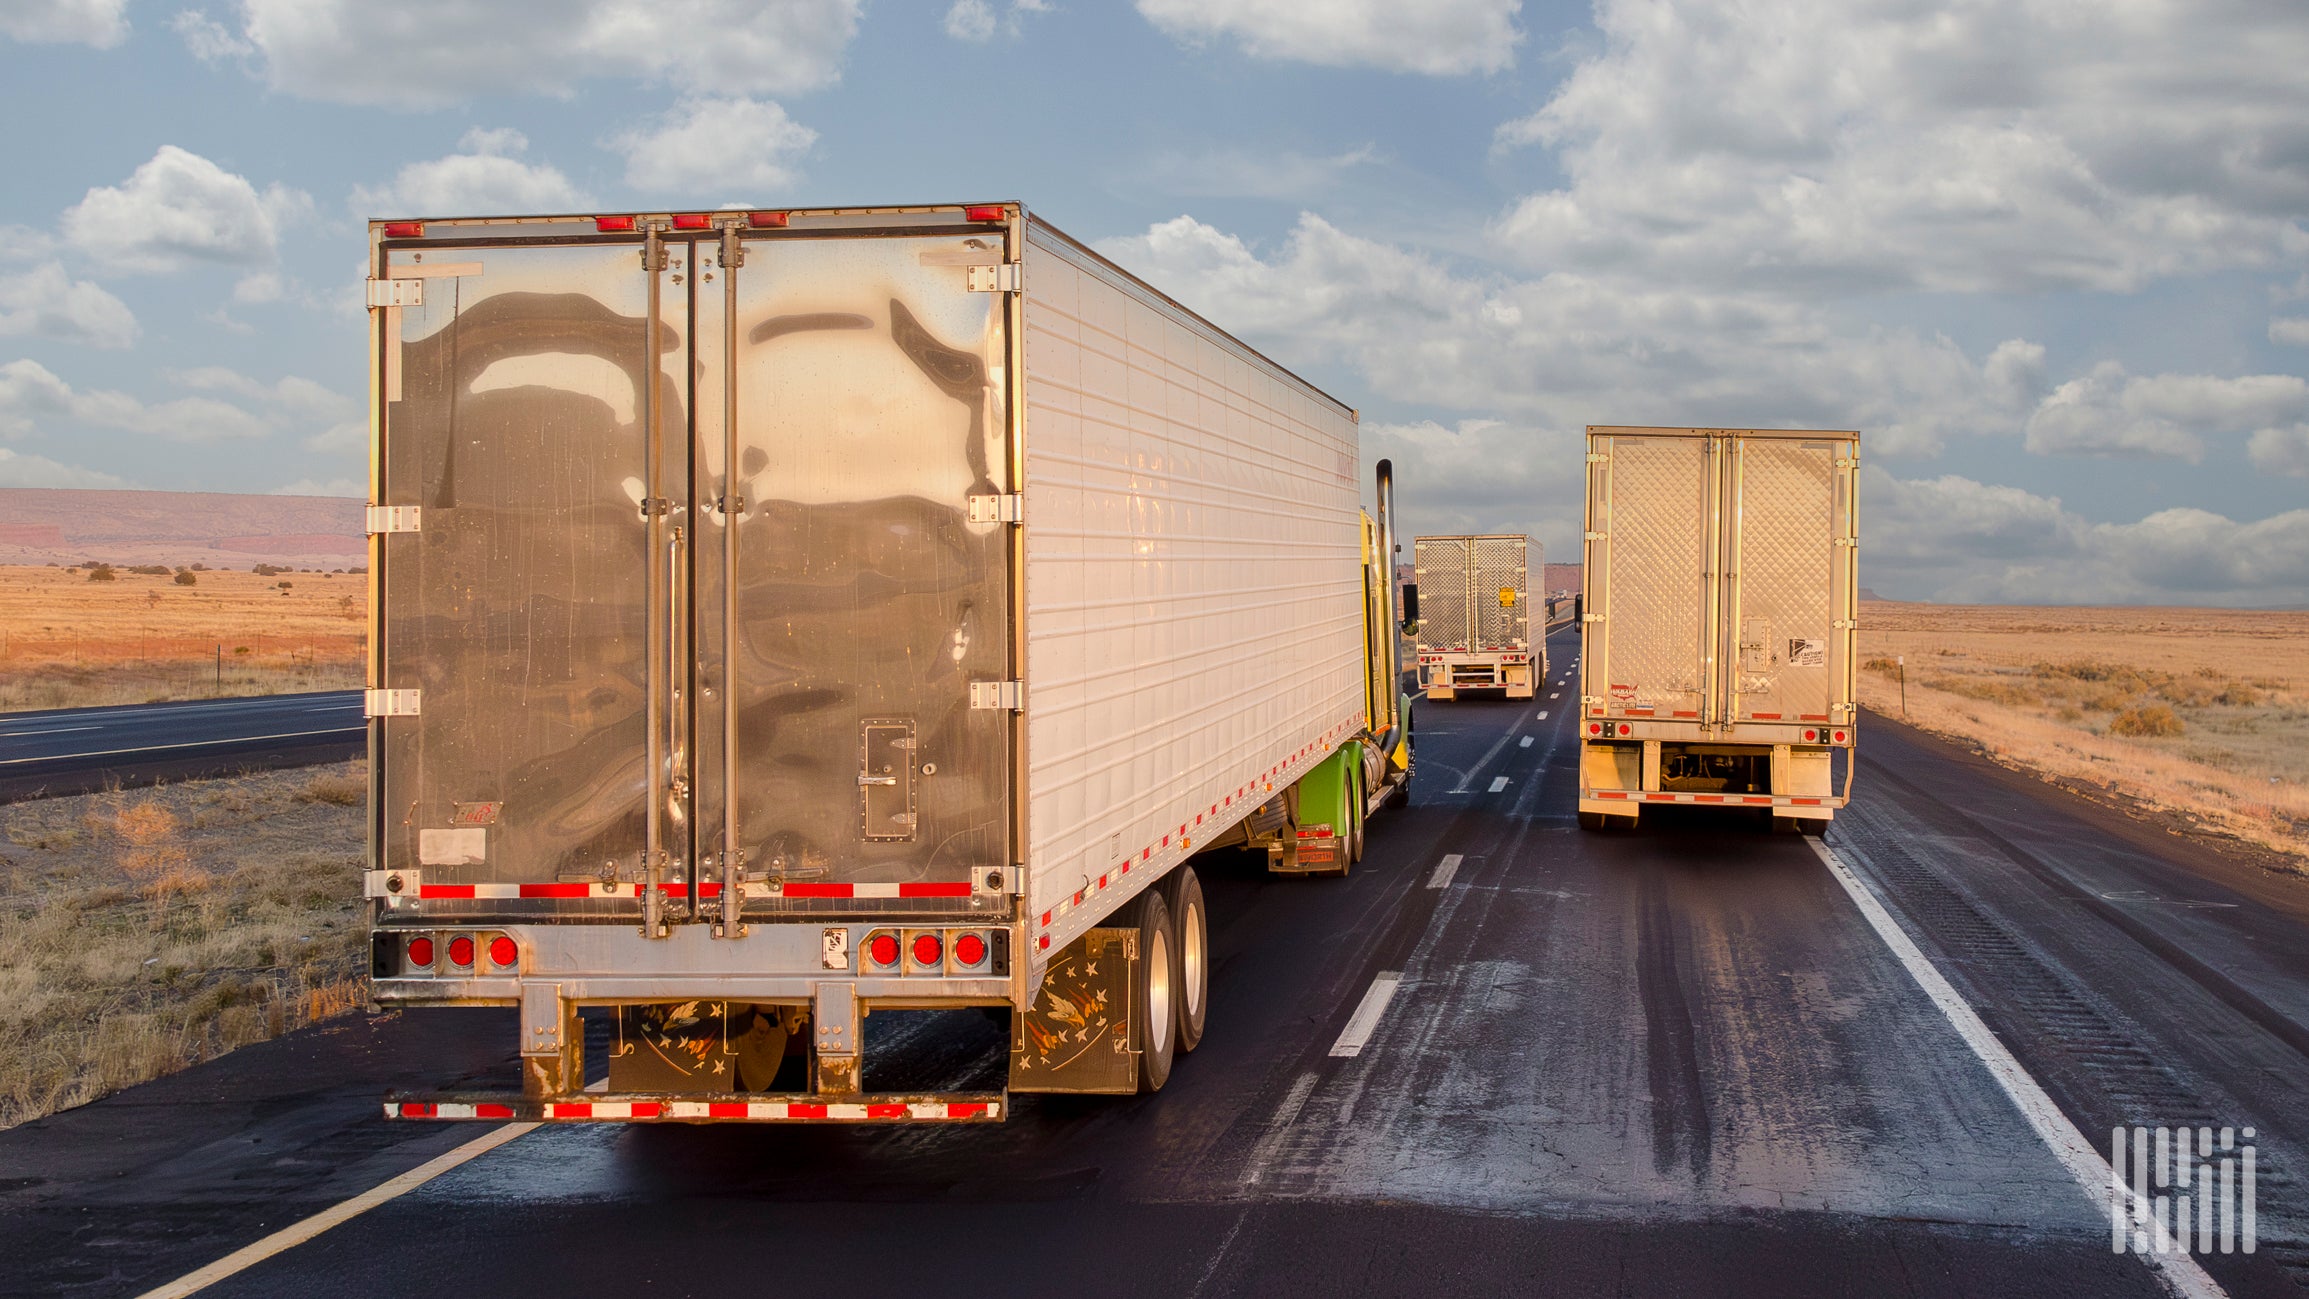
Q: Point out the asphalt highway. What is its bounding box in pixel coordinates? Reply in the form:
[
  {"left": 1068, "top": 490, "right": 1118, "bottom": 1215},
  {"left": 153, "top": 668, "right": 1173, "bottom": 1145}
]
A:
[
  {"left": 0, "top": 691, "right": 363, "bottom": 802},
  {"left": 5, "top": 626, "right": 2307, "bottom": 1297}
]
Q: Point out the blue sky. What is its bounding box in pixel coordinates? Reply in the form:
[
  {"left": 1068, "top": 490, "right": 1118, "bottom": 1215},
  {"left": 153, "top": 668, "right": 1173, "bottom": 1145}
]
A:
[{"left": 1, "top": 0, "right": 2305, "bottom": 604}]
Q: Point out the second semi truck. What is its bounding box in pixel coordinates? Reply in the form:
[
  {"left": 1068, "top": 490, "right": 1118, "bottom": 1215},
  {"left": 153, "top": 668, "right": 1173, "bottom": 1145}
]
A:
[
  {"left": 1411, "top": 533, "right": 1542, "bottom": 700},
  {"left": 359, "top": 202, "right": 1416, "bottom": 1123},
  {"left": 1577, "top": 426, "right": 1858, "bottom": 831}
]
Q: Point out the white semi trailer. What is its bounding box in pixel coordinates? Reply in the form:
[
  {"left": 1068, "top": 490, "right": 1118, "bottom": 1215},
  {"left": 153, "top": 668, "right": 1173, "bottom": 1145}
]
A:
[
  {"left": 360, "top": 203, "right": 1414, "bottom": 1123},
  {"left": 1410, "top": 534, "right": 1540, "bottom": 700},
  {"left": 1577, "top": 426, "right": 1858, "bottom": 832}
]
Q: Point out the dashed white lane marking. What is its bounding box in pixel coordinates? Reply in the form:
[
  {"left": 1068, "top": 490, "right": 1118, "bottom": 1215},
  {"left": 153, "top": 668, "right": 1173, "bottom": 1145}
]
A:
[
  {"left": 135, "top": 1121, "right": 541, "bottom": 1298},
  {"left": 1428, "top": 854, "right": 1462, "bottom": 889},
  {"left": 1487, "top": 775, "right": 1510, "bottom": 793},
  {"left": 1449, "top": 728, "right": 1522, "bottom": 793},
  {"left": 1519, "top": 736, "right": 1534, "bottom": 748},
  {"left": 1330, "top": 972, "right": 1403, "bottom": 1057},
  {"left": 1809, "top": 838, "right": 2226, "bottom": 1299},
  {"left": 1536, "top": 711, "right": 1549, "bottom": 720},
  {"left": 1549, "top": 692, "right": 1561, "bottom": 699}
]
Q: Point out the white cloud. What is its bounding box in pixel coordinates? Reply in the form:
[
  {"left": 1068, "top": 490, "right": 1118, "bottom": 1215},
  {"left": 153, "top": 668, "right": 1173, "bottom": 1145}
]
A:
[
  {"left": 0, "top": 262, "right": 138, "bottom": 348},
  {"left": 2023, "top": 363, "right": 2309, "bottom": 460},
  {"left": 0, "top": 446, "right": 130, "bottom": 488},
  {"left": 0, "top": 0, "right": 126, "bottom": 46},
  {"left": 63, "top": 146, "right": 310, "bottom": 274},
  {"left": 943, "top": 0, "right": 995, "bottom": 42},
  {"left": 1097, "top": 213, "right": 2040, "bottom": 457},
  {"left": 2248, "top": 425, "right": 2309, "bottom": 478},
  {"left": 232, "top": 271, "right": 284, "bottom": 304},
  {"left": 170, "top": 8, "right": 250, "bottom": 61},
  {"left": 1492, "top": 0, "right": 2309, "bottom": 295},
  {"left": 0, "top": 357, "right": 352, "bottom": 444},
  {"left": 1863, "top": 465, "right": 2309, "bottom": 606},
  {"left": 1133, "top": 144, "right": 1380, "bottom": 201},
  {"left": 610, "top": 98, "right": 816, "bottom": 197},
  {"left": 1138, "top": 0, "right": 1521, "bottom": 76},
  {"left": 351, "top": 128, "right": 585, "bottom": 217},
  {"left": 2271, "top": 317, "right": 2309, "bottom": 347},
  {"left": 231, "top": 0, "right": 860, "bottom": 108}
]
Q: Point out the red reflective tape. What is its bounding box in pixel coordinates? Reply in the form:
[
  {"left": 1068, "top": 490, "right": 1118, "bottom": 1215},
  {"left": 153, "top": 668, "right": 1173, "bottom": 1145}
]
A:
[
  {"left": 419, "top": 885, "right": 475, "bottom": 899},
  {"left": 1800, "top": 714, "right": 1829, "bottom": 721},
  {"left": 1040, "top": 911, "right": 1052, "bottom": 927},
  {"left": 630, "top": 1102, "right": 663, "bottom": 1118},
  {"left": 783, "top": 883, "right": 852, "bottom": 898},
  {"left": 788, "top": 1103, "right": 827, "bottom": 1119},
  {"left": 399, "top": 1102, "right": 436, "bottom": 1118},
  {"left": 518, "top": 883, "right": 590, "bottom": 899},
  {"left": 867, "top": 1103, "right": 907, "bottom": 1119},
  {"left": 694, "top": 882, "right": 722, "bottom": 898},
  {"left": 1074, "top": 890, "right": 1085, "bottom": 905},
  {"left": 1750, "top": 712, "right": 1782, "bottom": 720},
  {"left": 948, "top": 1102, "right": 988, "bottom": 1119},
  {"left": 553, "top": 1103, "right": 592, "bottom": 1118},
  {"left": 1141, "top": 848, "right": 1150, "bottom": 861},
  {"left": 709, "top": 1102, "right": 749, "bottom": 1118},
  {"left": 1791, "top": 797, "right": 1823, "bottom": 805},
  {"left": 897, "top": 883, "right": 971, "bottom": 898},
  {"left": 1098, "top": 874, "right": 1109, "bottom": 889},
  {"left": 476, "top": 1103, "right": 515, "bottom": 1119},
  {"left": 1695, "top": 795, "right": 1725, "bottom": 803},
  {"left": 1742, "top": 796, "right": 1772, "bottom": 805}
]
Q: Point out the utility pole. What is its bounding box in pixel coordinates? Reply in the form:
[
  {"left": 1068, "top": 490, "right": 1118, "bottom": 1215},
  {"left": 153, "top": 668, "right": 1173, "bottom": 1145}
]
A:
[{"left": 1898, "top": 654, "right": 1907, "bottom": 719}]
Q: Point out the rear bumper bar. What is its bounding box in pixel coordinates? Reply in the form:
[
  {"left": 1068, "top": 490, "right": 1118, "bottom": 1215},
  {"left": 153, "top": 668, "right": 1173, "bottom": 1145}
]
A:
[{"left": 386, "top": 1092, "right": 1006, "bottom": 1123}]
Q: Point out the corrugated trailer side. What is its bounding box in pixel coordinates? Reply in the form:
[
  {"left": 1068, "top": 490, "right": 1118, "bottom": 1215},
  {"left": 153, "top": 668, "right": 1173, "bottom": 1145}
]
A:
[{"left": 1018, "top": 221, "right": 1365, "bottom": 962}]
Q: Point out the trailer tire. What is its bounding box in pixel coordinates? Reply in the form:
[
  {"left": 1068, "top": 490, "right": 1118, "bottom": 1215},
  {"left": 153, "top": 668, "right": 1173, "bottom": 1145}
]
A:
[
  {"left": 1164, "top": 867, "right": 1208, "bottom": 1054},
  {"left": 1135, "top": 888, "right": 1178, "bottom": 1092}
]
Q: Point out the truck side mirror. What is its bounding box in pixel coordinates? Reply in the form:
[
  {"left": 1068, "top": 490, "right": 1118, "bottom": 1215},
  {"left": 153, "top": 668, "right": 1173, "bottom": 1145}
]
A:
[{"left": 1400, "top": 583, "right": 1419, "bottom": 624}]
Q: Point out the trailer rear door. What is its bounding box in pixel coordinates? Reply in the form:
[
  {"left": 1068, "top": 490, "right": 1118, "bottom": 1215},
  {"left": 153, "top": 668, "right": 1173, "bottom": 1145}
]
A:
[
  {"left": 1412, "top": 536, "right": 1472, "bottom": 653},
  {"left": 374, "top": 220, "right": 1013, "bottom": 922}
]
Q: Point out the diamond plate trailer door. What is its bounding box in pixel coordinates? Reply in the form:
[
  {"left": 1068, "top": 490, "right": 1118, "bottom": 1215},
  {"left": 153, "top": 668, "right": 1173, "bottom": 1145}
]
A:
[
  {"left": 1721, "top": 434, "right": 1857, "bottom": 729},
  {"left": 1412, "top": 536, "right": 1472, "bottom": 654},
  {"left": 1584, "top": 434, "right": 1716, "bottom": 723},
  {"left": 1469, "top": 535, "right": 1529, "bottom": 652}
]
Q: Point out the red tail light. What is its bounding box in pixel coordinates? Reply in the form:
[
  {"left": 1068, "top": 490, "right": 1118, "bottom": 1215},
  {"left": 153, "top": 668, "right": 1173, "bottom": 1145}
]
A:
[
  {"left": 866, "top": 932, "right": 899, "bottom": 968},
  {"left": 748, "top": 210, "right": 788, "bottom": 228},
  {"left": 488, "top": 936, "right": 517, "bottom": 968},
  {"left": 954, "top": 932, "right": 987, "bottom": 966},
  {"left": 964, "top": 204, "right": 1006, "bottom": 222},
  {"left": 1833, "top": 730, "right": 1847, "bottom": 743},
  {"left": 1588, "top": 722, "right": 1602, "bottom": 735},
  {"left": 406, "top": 936, "right": 435, "bottom": 967},
  {"left": 1617, "top": 723, "right": 1632, "bottom": 736},
  {"left": 381, "top": 221, "right": 424, "bottom": 238},
  {"left": 670, "top": 213, "right": 711, "bottom": 230},
  {"left": 447, "top": 935, "right": 475, "bottom": 967},
  {"left": 595, "top": 215, "right": 637, "bottom": 233},
  {"left": 911, "top": 933, "right": 943, "bottom": 966},
  {"left": 1804, "top": 729, "right": 1819, "bottom": 742}
]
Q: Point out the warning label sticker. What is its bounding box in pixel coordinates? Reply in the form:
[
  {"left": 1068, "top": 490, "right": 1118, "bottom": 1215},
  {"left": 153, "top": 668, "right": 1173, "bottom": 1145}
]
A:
[{"left": 1787, "top": 638, "right": 1825, "bottom": 668}]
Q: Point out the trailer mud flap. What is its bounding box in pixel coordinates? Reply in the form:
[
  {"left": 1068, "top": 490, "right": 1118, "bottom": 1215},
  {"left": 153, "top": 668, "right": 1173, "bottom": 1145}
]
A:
[{"left": 1009, "top": 926, "right": 1137, "bottom": 1094}]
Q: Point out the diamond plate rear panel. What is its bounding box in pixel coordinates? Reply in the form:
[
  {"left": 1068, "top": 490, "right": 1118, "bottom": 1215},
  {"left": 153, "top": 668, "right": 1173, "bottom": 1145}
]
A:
[
  {"left": 1413, "top": 537, "right": 1473, "bottom": 652},
  {"left": 1602, "top": 437, "right": 1709, "bottom": 713},
  {"left": 1470, "top": 535, "right": 1529, "bottom": 650},
  {"left": 1731, "top": 439, "right": 1835, "bottom": 720}
]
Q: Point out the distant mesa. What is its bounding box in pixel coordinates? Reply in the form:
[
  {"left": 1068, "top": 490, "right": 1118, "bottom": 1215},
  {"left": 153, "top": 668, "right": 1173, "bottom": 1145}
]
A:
[{"left": 0, "top": 487, "right": 363, "bottom": 569}]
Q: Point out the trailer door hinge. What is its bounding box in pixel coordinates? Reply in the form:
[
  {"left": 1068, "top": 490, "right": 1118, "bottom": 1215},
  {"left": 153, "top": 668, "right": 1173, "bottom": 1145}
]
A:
[
  {"left": 365, "top": 504, "right": 421, "bottom": 534},
  {"left": 967, "top": 493, "right": 1024, "bottom": 524},
  {"left": 969, "top": 680, "right": 1024, "bottom": 711},
  {"left": 1832, "top": 619, "right": 1858, "bottom": 629},
  {"left": 965, "top": 262, "right": 1021, "bottom": 293},
  {"left": 1586, "top": 452, "right": 1609, "bottom": 463},
  {"left": 366, "top": 277, "right": 424, "bottom": 308},
  {"left": 1583, "top": 531, "right": 1606, "bottom": 541},
  {"left": 364, "top": 688, "right": 421, "bottom": 718},
  {"left": 1582, "top": 613, "right": 1606, "bottom": 622}
]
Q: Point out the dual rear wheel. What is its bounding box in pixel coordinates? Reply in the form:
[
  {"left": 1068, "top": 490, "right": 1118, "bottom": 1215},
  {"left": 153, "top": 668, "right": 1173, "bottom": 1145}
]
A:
[{"left": 1134, "top": 865, "right": 1210, "bottom": 1093}]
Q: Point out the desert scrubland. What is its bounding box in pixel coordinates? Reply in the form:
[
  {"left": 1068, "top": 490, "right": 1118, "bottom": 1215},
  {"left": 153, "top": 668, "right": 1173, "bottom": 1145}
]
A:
[
  {"left": 1856, "top": 600, "right": 2309, "bottom": 867},
  {"left": 0, "top": 563, "right": 365, "bottom": 711},
  {"left": 0, "top": 762, "right": 369, "bottom": 1129}
]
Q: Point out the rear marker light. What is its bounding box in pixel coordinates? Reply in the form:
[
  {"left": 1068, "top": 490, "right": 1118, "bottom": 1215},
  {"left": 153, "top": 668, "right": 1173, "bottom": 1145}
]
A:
[
  {"left": 1833, "top": 730, "right": 1847, "bottom": 743},
  {"left": 954, "top": 933, "right": 987, "bottom": 966},
  {"left": 866, "top": 933, "right": 899, "bottom": 967},
  {"left": 488, "top": 936, "right": 517, "bottom": 968},
  {"left": 381, "top": 221, "right": 424, "bottom": 239},
  {"left": 912, "top": 933, "right": 943, "bottom": 966},
  {"left": 1588, "top": 722, "right": 1602, "bottom": 735},
  {"left": 447, "top": 935, "right": 475, "bottom": 967},
  {"left": 595, "top": 215, "right": 637, "bottom": 233},
  {"left": 1805, "top": 729, "right": 1818, "bottom": 742},
  {"left": 670, "top": 213, "right": 711, "bottom": 230},
  {"left": 406, "top": 936, "right": 434, "bottom": 967},
  {"left": 748, "top": 210, "right": 788, "bottom": 228},
  {"left": 963, "top": 205, "right": 1006, "bottom": 222},
  {"left": 1617, "top": 723, "right": 1632, "bottom": 736}
]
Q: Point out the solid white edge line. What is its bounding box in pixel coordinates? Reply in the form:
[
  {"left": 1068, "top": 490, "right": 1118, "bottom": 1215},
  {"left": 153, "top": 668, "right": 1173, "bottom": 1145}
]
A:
[
  {"left": 1428, "top": 853, "right": 1462, "bottom": 889},
  {"left": 1329, "top": 972, "right": 1403, "bottom": 1057},
  {"left": 134, "top": 1120, "right": 541, "bottom": 1299},
  {"left": 1808, "top": 837, "right": 2225, "bottom": 1299},
  {"left": 0, "top": 727, "right": 362, "bottom": 766}
]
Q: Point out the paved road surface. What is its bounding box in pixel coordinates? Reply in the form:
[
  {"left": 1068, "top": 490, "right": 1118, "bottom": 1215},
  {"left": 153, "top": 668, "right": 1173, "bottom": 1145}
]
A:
[
  {"left": 4, "top": 627, "right": 2306, "bottom": 1296},
  {"left": 0, "top": 691, "right": 363, "bottom": 802}
]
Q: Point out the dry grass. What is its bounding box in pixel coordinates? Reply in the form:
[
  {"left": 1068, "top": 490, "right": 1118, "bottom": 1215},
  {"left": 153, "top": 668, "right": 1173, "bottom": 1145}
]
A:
[
  {"left": 0, "top": 563, "right": 364, "bottom": 711},
  {"left": 0, "top": 762, "right": 370, "bottom": 1129},
  {"left": 1858, "top": 602, "right": 2309, "bottom": 866}
]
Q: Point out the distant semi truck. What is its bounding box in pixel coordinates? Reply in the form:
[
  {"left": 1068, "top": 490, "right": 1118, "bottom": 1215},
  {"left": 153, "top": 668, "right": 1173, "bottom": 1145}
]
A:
[
  {"left": 359, "top": 202, "right": 1415, "bottom": 1124},
  {"left": 1411, "top": 534, "right": 1541, "bottom": 700},
  {"left": 1576, "top": 427, "right": 1858, "bottom": 831}
]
